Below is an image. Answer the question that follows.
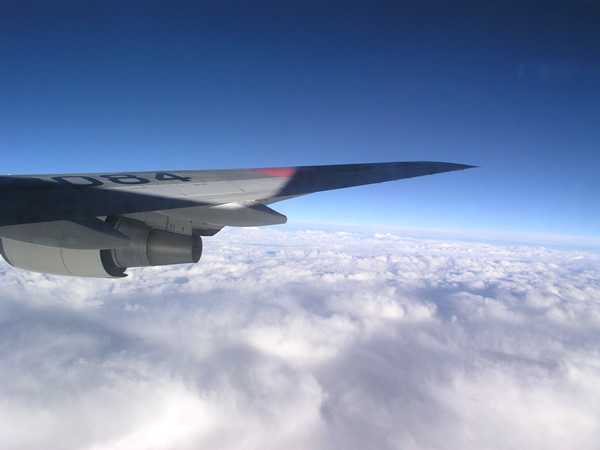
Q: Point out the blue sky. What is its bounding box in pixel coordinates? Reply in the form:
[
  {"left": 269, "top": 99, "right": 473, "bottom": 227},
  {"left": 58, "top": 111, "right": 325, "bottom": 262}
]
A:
[{"left": 2, "top": 0, "right": 599, "bottom": 237}]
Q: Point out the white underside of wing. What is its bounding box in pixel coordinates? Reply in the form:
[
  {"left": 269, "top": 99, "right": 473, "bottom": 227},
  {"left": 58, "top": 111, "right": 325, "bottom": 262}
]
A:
[{"left": 157, "top": 202, "right": 287, "bottom": 227}]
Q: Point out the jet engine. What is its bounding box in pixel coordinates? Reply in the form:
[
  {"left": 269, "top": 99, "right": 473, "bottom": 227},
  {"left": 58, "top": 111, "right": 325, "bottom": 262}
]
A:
[{"left": 0, "top": 219, "right": 202, "bottom": 278}]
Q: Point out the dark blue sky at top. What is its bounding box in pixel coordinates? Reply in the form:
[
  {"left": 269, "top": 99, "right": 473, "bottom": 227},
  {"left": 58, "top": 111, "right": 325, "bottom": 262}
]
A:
[{"left": 1, "top": 0, "right": 599, "bottom": 237}]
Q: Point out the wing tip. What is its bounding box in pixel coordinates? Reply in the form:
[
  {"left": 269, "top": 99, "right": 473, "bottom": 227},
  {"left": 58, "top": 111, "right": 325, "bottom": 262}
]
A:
[{"left": 455, "top": 163, "right": 479, "bottom": 170}]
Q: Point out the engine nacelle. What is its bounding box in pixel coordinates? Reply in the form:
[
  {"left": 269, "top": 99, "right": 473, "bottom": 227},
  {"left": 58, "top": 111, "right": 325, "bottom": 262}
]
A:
[{"left": 0, "top": 220, "right": 202, "bottom": 278}]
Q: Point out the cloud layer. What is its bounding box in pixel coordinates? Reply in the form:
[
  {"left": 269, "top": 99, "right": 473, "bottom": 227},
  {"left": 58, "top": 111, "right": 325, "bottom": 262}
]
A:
[{"left": 1, "top": 228, "right": 599, "bottom": 449}]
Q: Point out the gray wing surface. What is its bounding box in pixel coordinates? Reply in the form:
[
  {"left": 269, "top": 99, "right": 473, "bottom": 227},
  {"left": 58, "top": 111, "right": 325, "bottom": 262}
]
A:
[{"left": 0, "top": 161, "right": 472, "bottom": 229}]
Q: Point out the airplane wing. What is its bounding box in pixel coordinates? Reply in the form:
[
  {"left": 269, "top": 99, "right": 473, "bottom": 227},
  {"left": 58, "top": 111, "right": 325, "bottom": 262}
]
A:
[{"left": 0, "top": 161, "right": 474, "bottom": 278}]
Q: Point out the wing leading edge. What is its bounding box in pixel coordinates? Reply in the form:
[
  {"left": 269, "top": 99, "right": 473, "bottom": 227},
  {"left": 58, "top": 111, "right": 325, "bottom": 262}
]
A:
[{"left": 0, "top": 161, "right": 475, "bottom": 277}]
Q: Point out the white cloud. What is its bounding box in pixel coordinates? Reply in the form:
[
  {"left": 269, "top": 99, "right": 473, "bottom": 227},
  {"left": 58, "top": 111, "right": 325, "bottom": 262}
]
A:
[{"left": 1, "top": 227, "right": 599, "bottom": 449}]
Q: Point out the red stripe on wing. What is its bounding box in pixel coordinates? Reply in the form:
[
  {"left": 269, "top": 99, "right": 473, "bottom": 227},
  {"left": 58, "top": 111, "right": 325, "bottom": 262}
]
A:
[{"left": 251, "top": 167, "right": 298, "bottom": 178}]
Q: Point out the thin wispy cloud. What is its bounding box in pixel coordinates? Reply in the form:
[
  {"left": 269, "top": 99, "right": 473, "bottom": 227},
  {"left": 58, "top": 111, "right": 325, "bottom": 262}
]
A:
[{"left": 1, "top": 228, "right": 599, "bottom": 449}]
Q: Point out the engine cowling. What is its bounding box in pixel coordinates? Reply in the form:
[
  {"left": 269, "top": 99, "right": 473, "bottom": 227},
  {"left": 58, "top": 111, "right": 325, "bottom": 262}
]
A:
[{"left": 0, "top": 219, "right": 202, "bottom": 278}]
